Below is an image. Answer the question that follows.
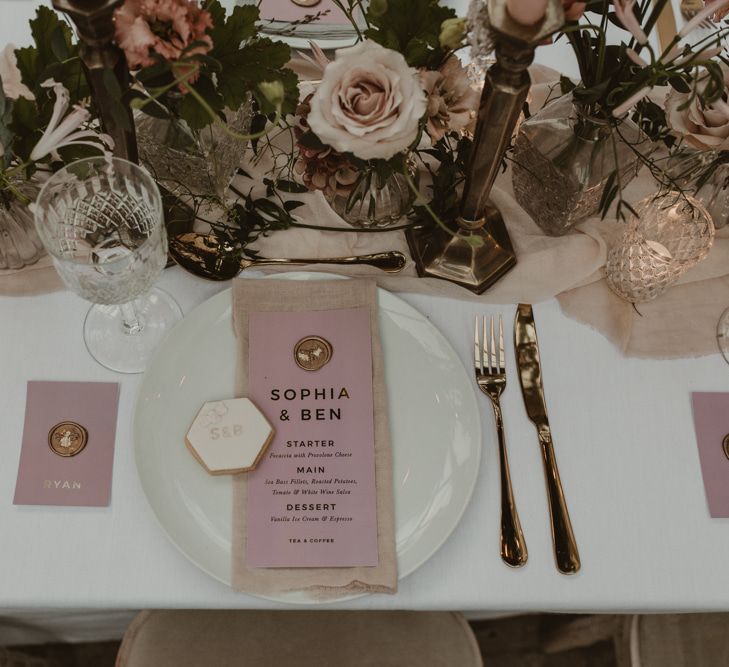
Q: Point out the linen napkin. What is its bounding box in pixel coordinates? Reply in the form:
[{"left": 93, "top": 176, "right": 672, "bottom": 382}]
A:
[{"left": 230, "top": 278, "right": 397, "bottom": 598}]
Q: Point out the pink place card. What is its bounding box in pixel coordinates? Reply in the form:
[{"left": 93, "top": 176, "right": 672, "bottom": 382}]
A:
[
  {"left": 691, "top": 392, "right": 729, "bottom": 518},
  {"left": 246, "top": 307, "right": 378, "bottom": 568},
  {"left": 259, "top": 0, "right": 350, "bottom": 24},
  {"left": 14, "top": 381, "right": 120, "bottom": 507}
]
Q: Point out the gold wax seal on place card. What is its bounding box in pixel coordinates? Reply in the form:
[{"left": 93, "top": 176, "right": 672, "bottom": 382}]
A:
[
  {"left": 294, "top": 336, "right": 333, "bottom": 372},
  {"left": 291, "top": 0, "right": 321, "bottom": 6},
  {"left": 723, "top": 434, "right": 729, "bottom": 462},
  {"left": 48, "top": 421, "right": 88, "bottom": 457}
]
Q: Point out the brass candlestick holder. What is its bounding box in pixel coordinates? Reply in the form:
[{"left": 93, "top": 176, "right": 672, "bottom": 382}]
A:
[
  {"left": 53, "top": 0, "right": 138, "bottom": 162},
  {"left": 406, "top": 0, "right": 564, "bottom": 294}
]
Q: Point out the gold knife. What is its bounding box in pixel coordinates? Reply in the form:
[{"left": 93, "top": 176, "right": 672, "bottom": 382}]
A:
[{"left": 514, "top": 304, "right": 581, "bottom": 575}]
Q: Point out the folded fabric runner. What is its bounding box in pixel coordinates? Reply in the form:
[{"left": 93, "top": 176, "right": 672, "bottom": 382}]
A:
[
  {"left": 230, "top": 278, "right": 397, "bottom": 598},
  {"left": 6, "top": 65, "right": 729, "bottom": 360}
]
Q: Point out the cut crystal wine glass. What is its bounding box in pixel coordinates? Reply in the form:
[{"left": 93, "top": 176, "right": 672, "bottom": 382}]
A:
[{"left": 34, "top": 156, "right": 182, "bottom": 373}]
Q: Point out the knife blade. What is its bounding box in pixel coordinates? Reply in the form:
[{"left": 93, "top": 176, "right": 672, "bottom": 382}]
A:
[{"left": 514, "top": 304, "right": 581, "bottom": 575}]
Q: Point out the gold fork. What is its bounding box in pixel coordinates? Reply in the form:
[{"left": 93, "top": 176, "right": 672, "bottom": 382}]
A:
[{"left": 474, "top": 315, "right": 528, "bottom": 568}]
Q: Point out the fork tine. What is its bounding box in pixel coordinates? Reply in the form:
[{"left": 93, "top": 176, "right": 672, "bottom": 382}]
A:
[
  {"left": 489, "top": 316, "right": 497, "bottom": 374},
  {"left": 498, "top": 315, "right": 505, "bottom": 373},
  {"left": 483, "top": 316, "right": 490, "bottom": 373},
  {"left": 474, "top": 317, "right": 481, "bottom": 373}
]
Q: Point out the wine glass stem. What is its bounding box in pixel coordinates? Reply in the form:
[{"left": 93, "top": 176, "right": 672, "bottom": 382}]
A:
[{"left": 120, "top": 301, "right": 144, "bottom": 335}]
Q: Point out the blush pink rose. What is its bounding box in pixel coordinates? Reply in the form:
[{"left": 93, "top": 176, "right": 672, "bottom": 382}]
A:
[
  {"left": 666, "top": 64, "right": 729, "bottom": 151},
  {"left": 307, "top": 40, "right": 427, "bottom": 161}
]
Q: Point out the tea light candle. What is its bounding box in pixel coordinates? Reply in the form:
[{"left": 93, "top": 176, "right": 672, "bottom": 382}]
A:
[{"left": 506, "top": 0, "right": 549, "bottom": 25}]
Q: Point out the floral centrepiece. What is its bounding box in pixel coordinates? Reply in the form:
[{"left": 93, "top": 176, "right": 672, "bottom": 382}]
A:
[{"left": 292, "top": 0, "right": 478, "bottom": 229}]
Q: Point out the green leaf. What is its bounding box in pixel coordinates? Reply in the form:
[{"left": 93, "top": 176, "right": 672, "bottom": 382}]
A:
[
  {"left": 209, "top": 3, "right": 259, "bottom": 59},
  {"left": 216, "top": 38, "right": 297, "bottom": 114},
  {"left": 560, "top": 75, "right": 577, "bottom": 95},
  {"left": 178, "top": 75, "right": 224, "bottom": 129},
  {"left": 276, "top": 179, "right": 309, "bottom": 194},
  {"left": 0, "top": 84, "right": 13, "bottom": 164},
  {"left": 50, "top": 24, "right": 69, "bottom": 62},
  {"left": 668, "top": 75, "right": 691, "bottom": 93},
  {"left": 15, "top": 8, "right": 88, "bottom": 106},
  {"left": 9, "top": 97, "right": 41, "bottom": 162},
  {"left": 296, "top": 130, "right": 326, "bottom": 150},
  {"left": 30, "top": 7, "right": 72, "bottom": 70},
  {"left": 364, "top": 0, "right": 456, "bottom": 67}
]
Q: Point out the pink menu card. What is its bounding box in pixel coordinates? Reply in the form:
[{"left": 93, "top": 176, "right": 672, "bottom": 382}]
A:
[
  {"left": 14, "top": 381, "right": 120, "bottom": 507},
  {"left": 246, "top": 307, "right": 378, "bottom": 568},
  {"left": 691, "top": 392, "right": 729, "bottom": 518},
  {"left": 259, "top": 0, "right": 349, "bottom": 23}
]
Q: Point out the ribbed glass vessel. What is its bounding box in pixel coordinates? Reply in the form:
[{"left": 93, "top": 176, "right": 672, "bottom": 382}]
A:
[
  {"left": 326, "top": 165, "right": 414, "bottom": 229},
  {"left": 0, "top": 183, "right": 43, "bottom": 270},
  {"left": 605, "top": 191, "right": 714, "bottom": 303},
  {"left": 136, "top": 96, "right": 253, "bottom": 198},
  {"left": 512, "top": 93, "right": 643, "bottom": 236}
]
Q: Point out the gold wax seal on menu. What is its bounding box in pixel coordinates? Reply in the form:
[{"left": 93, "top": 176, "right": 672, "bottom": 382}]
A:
[
  {"left": 48, "top": 421, "right": 88, "bottom": 457},
  {"left": 294, "top": 336, "right": 333, "bottom": 372},
  {"left": 291, "top": 0, "right": 321, "bottom": 6},
  {"left": 723, "top": 434, "right": 729, "bottom": 461}
]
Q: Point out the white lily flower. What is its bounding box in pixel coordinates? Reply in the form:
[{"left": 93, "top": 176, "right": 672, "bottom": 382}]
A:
[
  {"left": 673, "top": 46, "right": 724, "bottom": 66},
  {"left": 614, "top": 0, "right": 648, "bottom": 45},
  {"left": 30, "top": 80, "right": 112, "bottom": 162},
  {"left": 612, "top": 85, "right": 651, "bottom": 117},
  {"left": 626, "top": 48, "right": 648, "bottom": 67},
  {"left": 680, "top": 0, "right": 729, "bottom": 37}
]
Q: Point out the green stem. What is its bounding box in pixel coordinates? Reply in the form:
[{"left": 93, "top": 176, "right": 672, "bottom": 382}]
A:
[
  {"left": 177, "top": 73, "right": 282, "bottom": 142},
  {"left": 401, "top": 165, "right": 459, "bottom": 239}
]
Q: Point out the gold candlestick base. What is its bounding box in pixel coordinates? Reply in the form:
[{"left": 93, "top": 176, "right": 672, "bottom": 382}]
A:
[
  {"left": 407, "top": 0, "right": 563, "bottom": 294},
  {"left": 406, "top": 203, "right": 516, "bottom": 294}
]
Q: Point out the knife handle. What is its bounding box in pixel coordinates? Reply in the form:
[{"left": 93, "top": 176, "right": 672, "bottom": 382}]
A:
[{"left": 538, "top": 426, "right": 581, "bottom": 575}]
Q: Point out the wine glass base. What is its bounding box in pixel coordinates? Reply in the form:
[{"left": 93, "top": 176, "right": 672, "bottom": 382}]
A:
[
  {"left": 83, "top": 287, "right": 183, "bottom": 374},
  {"left": 719, "top": 307, "right": 729, "bottom": 366}
]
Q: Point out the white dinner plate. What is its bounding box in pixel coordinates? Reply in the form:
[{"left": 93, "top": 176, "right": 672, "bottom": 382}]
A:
[
  {"left": 134, "top": 273, "right": 482, "bottom": 603},
  {"left": 235, "top": 0, "right": 360, "bottom": 51}
]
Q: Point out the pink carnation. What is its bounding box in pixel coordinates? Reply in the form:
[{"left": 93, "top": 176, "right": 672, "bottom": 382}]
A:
[{"left": 114, "top": 0, "right": 213, "bottom": 71}]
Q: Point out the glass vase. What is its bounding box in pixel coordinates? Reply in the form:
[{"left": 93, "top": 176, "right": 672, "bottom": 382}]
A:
[
  {"left": 0, "top": 184, "right": 44, "bottom": 270},
  {"left": 666, "top": 148, "right": 729, "bottom": 229},
  {"left": 136, "top": 95, "right": 254, "bottom": 199},
  {"left": 512, "top": 93, "right": 644, "bottom": 236},
  {"left": 605, "top": 191, "right": 714, "bottom": 303},
  {"left": 696, "top": 163, "right": 729, "bottom": 229},
  {"left": 325, "top": 162, "right": 414, "bottom": 229}
]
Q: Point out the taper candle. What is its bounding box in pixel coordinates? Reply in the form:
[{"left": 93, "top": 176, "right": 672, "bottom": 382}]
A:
[{"left": 506, "top": 0, "right": 549, "bottom": 25}]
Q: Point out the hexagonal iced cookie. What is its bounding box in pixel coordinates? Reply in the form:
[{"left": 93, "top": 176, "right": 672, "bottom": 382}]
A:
[{"left": 185, "top": 398, "right": 274, "bottom": 475}]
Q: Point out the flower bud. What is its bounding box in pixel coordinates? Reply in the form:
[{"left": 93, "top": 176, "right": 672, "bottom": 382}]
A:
[
  {"left": 369, "top": 0, "right": 387, "bottom": 17},
  {"left": 439, "top": 17, "right": 467, "bottom": 50},
  {"left": 258, "top": 80, "right": 285, "bottom": 110}
]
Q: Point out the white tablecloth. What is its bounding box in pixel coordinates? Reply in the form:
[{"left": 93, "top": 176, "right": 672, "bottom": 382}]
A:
[
  {"left": 0, "top": 0, "right": 722, "bottom": 646},
  {"left": 1, "top": 266, "right": 729, "bottom": 644}
]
